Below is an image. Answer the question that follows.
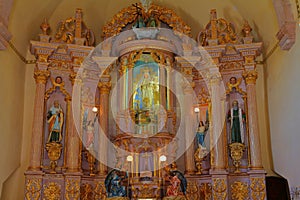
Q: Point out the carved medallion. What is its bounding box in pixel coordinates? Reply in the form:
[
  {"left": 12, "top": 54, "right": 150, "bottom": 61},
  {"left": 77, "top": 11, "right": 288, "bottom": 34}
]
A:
[
  {"left": 65, "top": 179, "right": 80, "bottom": 200},
  {"left": 186, "top": 182, "right": 200, "bottom": 200},
  {"left": 250, "top": 178, "right": 266, "bottom": 200},
  {"left": 212, "top": 178, "right": 227, "bottom": 200},
  {"left": 43, "top": 182, "right": 61, "bottom": 200},
  {"left": 231, "top": 181, "right": 249, "bottom": 200}
]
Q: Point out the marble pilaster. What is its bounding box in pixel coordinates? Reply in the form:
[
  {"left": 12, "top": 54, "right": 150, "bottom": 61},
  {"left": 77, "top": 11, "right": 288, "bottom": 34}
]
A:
[
  {"left": 209, "top": 71, "right": 226, "bottom": 171},
  {"left": 28, "top": 69, "right": 50, "bottom": 171},
  {"left": 65, "top": 75, "right": 81, "bottom": 173},
  {"left": 243, "top": 68, "right": 263, "bottom": 169},
  {"left": 97, "top": 80, "right": 111, "bottom": 176}
]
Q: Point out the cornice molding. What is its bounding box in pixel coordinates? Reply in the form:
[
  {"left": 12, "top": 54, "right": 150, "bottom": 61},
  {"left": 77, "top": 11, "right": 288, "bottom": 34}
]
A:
[
  {"left": 273, "top": 0, "right": 297, "bottom": 50},
  {"left": 0, "top": 0, "right": 13, "bottom": 50}
]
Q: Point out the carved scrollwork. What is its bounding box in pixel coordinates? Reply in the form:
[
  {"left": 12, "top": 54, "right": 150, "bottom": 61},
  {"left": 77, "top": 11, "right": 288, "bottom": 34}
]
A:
[
  {"left": 102, "top": 3, "right": 191, "bottom": 38},
  {"left": 25, "top": 179, "right": 42, "bottom": 200},
  {"left": 219, "top": 62, "right": 243, "bottom": 71},
  {"left": 43, "top": 182, "right": 61, "bottom": 200},
  {"left": 186, "top": 182, "right": 200, "bottom": 200},
  {"left": 198, "top": 88, "right": 210, "bottom": 105},
  {"left": 200, "top": 183, "right": 212, "bottom": 200},
  {"left": 94, "top": 182, "right": 107, "bottom": 200},
  {"left": 250, "top": 178, "right": 266, "bottom": 200},
  {"left": 212, "top": 178, "right": 227, "bottom": 200},
  {"left": 65, "top": 179, "right": 80, "bottom": 200},
  {"left": 45, "top": 142, "right": 63, "bottom": 173},
  {"left": 45, "top": 76, "right": 71, "bottom": 100},
  {"left": 198, "top": 9, "right": 239, "bottom": 46},
  {"left": 231, "top": 181, "right": 249, "bottom": 200},
  {"left": 80, "top": 183, "right": 94, "bottom": 200},
  {"left": 53, "top": 9, "right": 94, "bottom": 46},
  {"left": 229, "top": 143, "right": 245, "bottom": 173}
]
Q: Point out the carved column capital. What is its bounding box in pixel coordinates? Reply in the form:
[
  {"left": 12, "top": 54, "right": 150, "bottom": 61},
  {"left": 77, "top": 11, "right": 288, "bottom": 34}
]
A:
[
  {"left": 34, "top": 70, "right": 50, "bottom": 84},
  {"left": 208, "top": 72, "right": 222, "bottom": 85},
  {"left": 244, "top": 55, "right": 255, "bottom": 65},
  {"left": 37, "top": 54, "right": 50, "bottom": 63},
  {"left": 181, "top": 81, "right": 195, "bottom": 94},
  {"left": 98, "top": 82, "right": 112, "bottom": 94},
  {"left": 69, "top": 72, "right": 82, "bottom": 86},
  {"left": 243, "top": 70, "right": 258, "bottom": 85}
]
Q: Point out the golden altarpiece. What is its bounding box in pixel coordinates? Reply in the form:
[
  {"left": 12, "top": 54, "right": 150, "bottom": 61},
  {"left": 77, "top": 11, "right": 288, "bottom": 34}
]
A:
[{"left": 25, "top": 3, "right": 266, "bottom": 200}]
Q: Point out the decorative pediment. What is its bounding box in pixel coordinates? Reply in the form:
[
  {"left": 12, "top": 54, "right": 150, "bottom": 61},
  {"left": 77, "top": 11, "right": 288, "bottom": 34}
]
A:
[
  {"left": 102, "top": 3, "right": 192, "bottom": 39},
  {"left": 197, "top": 9, "right": 255, "bottom": 47},
  {"left": 38, "top": 9, "right": 95, "bottom": 46}
]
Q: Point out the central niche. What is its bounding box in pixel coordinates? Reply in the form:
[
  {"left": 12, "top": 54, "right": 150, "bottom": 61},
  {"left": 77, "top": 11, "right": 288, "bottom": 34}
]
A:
[{"left": 131, "top": 53, "right": 163, "bottom": 135}]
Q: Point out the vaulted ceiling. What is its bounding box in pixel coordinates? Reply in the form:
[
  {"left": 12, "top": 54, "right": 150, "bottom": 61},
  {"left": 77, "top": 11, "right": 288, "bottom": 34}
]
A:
[{"left": 4, "top": 0, "right": 297, "bottom": 57}]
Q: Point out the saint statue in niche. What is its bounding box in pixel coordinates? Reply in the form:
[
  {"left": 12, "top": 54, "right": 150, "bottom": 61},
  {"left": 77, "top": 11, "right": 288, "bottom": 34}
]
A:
[
  {"left": 47, "top": 100, "right": 64, "bottom": 143},
  {"left": 227, "top": 100, "right": 246, "bottom": 143}
]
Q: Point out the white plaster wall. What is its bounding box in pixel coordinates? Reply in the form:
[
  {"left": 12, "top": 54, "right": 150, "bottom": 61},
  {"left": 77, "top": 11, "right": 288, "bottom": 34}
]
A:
[
  {"left": 0, "top": 41, "right": 25, "bottom": 198},
  {"left": 266, "top": 26, "right": 300, "bottom": 187}
]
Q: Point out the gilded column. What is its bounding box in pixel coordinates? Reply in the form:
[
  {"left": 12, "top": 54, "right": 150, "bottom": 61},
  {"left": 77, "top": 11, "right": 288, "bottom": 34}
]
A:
[
  {"left": 98, "top": 80, "right": 111, "bottom": 176},
  {"left": 159, "top": 64, "right": 167, "bottom": 133},
  {"left": 166, "top": 65, "right": 173, "bottom": 111},
  {"left": 127, "top": 64, "right": 134, "bottom": 110},
  {"left": 242, "top": 69, "right": 263, "bottom": 169},
  {"left": 28, "top": 69, "right": 50, "bottom": 170},
  {"left": 118, "top": 58, "right": 127, "bottom": 113},
  {"left": 159, "top": 64, "right": 167, "bottom": 109},
  {"left": 209, "top": 72, "right": 226, "bottom": 171}
]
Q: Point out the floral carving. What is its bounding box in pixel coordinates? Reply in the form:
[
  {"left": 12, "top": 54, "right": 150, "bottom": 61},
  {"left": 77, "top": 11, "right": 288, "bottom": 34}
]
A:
[
  {"left": 25, "top": 179, "right": 42, "bottom": 200},
  {"left": 43, "top": 182, "right": 61, "bottom": 200},
  {"left": 231, "top": 181, "right": 249, "bottom": 200}
]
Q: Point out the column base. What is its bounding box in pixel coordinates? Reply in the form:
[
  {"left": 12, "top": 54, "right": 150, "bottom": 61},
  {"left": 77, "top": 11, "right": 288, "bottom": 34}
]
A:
[
  {"left": 184, "top": 170, "right": 195, "bottom": 175},
  {"left": 209, "top": 168, "right": 228, "bottom": 175}
]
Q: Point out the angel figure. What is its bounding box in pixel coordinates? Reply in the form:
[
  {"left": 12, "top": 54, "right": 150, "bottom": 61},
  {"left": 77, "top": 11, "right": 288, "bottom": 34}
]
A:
[{"left": 227, "top": 76, "right": 242, "bottom": 92}]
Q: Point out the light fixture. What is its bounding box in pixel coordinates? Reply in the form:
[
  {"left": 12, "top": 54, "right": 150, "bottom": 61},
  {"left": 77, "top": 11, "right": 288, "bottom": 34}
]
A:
[
  {"left": 194, "top": 107, "right": 200, "bottom": 113},
  {"left": 127, "top": 155, "right": 133, "bottom": 162},
  {"left": 92, "top": 107, "right": 98, "bottom": 113},
  {"left": 159, "top": 155, "right": 167, "bottom": 162}
]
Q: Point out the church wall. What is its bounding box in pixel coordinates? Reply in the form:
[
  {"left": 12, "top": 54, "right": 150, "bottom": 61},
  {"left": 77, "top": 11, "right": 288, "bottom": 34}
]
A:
[
  {"left": 0, "top": 66, "right": 34, "bottom": 200},
  {"left": 0, "top": 0, "right": 285, "bottom": 199},
  {"left": 266, "top": 26, "right": 300, "bottom": 188},
  {"left": 0, "top": 45, "right": 25, "bottom": 198},
  {"left": 256, "top": 65, "right": 275, "bottom": 174},
  {"left": 0, "top": 0, "right": 62, "bottom": 199}
]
